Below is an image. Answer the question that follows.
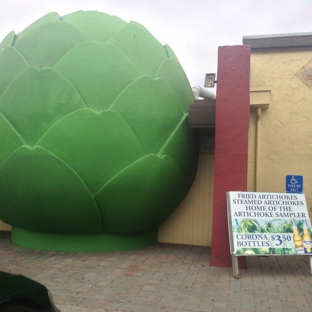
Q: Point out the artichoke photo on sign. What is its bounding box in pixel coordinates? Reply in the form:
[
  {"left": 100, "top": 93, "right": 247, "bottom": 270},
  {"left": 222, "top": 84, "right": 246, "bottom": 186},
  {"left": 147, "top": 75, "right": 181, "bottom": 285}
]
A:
[{"left": 0, "top": 11, "right": 198, "bottom": 252}]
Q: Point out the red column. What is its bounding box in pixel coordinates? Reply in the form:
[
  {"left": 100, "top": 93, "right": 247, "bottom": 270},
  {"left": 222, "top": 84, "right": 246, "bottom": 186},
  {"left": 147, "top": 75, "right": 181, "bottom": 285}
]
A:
[{"left": 210, "top": 45, "right": 250, "bottom": 268}]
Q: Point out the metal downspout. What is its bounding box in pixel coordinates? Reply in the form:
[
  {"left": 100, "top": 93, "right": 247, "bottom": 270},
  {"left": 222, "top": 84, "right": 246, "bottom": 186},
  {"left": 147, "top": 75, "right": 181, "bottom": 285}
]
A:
[{"left": 192, "top": 85, "right": 216, "bottom": 100}]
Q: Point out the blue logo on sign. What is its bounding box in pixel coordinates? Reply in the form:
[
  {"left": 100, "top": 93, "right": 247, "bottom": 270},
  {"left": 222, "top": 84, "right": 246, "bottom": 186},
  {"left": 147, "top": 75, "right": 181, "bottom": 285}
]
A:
[{"left": 286, "top": 175, "right": 303, "bottom": 193}]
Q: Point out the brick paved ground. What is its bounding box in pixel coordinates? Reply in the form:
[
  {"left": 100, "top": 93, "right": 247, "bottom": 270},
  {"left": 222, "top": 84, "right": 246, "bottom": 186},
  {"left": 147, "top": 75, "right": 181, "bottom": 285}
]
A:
[{"left": 1, "top": 231, "right": 312, "bottom": 312}]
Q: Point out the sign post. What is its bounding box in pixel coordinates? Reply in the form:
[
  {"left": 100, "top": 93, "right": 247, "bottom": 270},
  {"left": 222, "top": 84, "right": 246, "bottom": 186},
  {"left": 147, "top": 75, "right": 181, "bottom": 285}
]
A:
[{"left": 227, "top": 191, "right": 312, "bottom": 278}]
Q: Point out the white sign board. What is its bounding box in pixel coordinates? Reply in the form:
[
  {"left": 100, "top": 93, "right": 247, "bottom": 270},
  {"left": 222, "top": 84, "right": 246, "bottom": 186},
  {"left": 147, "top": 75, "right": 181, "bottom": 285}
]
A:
[{"left": 227, "top": 192, "right": 312, "bottom": 256}]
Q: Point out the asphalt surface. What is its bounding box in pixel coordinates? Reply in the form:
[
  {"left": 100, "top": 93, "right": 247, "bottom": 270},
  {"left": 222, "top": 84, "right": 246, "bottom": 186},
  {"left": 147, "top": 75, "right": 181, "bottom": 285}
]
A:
[{"left": 1, "top": 231, "right": 312, "bottom": 312}]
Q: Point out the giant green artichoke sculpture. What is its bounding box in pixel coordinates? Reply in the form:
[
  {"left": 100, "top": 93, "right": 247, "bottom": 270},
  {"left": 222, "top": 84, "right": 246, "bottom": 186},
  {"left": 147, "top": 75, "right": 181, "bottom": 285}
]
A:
[{"left": 0, "top": 11, "right": 198, "bottom": 251}]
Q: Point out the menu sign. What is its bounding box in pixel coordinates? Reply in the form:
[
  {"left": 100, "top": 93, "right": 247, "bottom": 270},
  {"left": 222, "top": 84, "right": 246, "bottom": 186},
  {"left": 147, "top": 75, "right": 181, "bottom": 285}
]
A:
[{"left": 227, "top": 192, "right": 312, "bottom": 256}]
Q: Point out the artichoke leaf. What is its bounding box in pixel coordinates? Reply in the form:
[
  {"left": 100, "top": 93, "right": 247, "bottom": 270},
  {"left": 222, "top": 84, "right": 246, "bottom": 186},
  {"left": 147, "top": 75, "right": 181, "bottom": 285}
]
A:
[
  {"left": 38, "top": 109, "right": 145, "bottom": 194},
  {"left": 95, "top": 154, "right": 185, "bottom": 233},
  {"left": 14, "top": 21, "right": 89, "bottom": 68},
  {"left": 0, "top": 146, "right": 101, "bottom": 233},
  {"left": 0, "top": 47, "right": 28, "bottom": 97},
  {"left": 156, "top": 57, "right": 194, "bottom": 112},
  {"left": 55, "top": 41, "right": 141, "bottom": 111},
  {"left": 0, "top": 67, "right": 86, "bottom": 146},
  {"left": 110, "top": 76, "right": 184, "bottom": 154},
  {"left": 0, "top": 114, "right": 24, "bottom": 169},
  {"left": 108, "top": 21, "right": 167, "bottom": 77},
  {"left": 61, "top": 11, "right": 127, "bottom": 43}
]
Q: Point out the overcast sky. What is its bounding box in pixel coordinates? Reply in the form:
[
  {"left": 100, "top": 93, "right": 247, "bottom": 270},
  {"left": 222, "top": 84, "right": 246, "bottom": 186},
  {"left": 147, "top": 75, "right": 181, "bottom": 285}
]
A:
[{"left": 0, "top": 0, "right": 311, "bottom": 87}]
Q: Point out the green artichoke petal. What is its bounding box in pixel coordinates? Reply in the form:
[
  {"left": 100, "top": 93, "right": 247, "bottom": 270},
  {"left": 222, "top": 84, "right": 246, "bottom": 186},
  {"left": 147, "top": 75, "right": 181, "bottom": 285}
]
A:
[
  {"left": 38, "top": 109, "right": 145, "bottom": 193},
  {"left": 0, "top": 146, "right": 101, "bottom": 233},
  {"left": 110, "top": 76, "right": 184, "bottom": 154},
  {"left": 164, "top": 44, "right": 179, "bottom": 62},
  {"left": 108, "top": 21, "right": 167, "bottom": 77},
  {"left": 0, "top": 31, "right": 15, "bottom": 51},
  {"left": 55, "top": 41, "right": 141, "bottom": 111},
  {"left": 61, "top": 11, "right": 127, "bottom": 42},
  {"left": 156, "top": 57, "right": 194, "bottom": 112},
  {"left": 0, "top": 47, "right": 28, "bottom": 97},
  {"left": 14, "top": 12, "right": 60, "bottom": 45},
  {"left": 0, "top": 67, "right": 86, "bottom": 146},
  {"left": 14, "top": 21, "right": 89, "bottom": 68},
  {"left": 0, "top": 114, "right": 24, "bottom": 169},
  {"left": 161, "top": 116, "right": 198, "bottom": 183},
  {"left": 95, "top": 154, "right": 184, "bottom": 233}
]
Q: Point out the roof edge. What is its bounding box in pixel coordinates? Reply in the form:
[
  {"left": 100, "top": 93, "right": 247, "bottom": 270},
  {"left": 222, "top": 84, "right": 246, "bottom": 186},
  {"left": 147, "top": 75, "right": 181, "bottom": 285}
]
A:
[{"left": 243, "top": 32, "right": 312, "bottom": 51}]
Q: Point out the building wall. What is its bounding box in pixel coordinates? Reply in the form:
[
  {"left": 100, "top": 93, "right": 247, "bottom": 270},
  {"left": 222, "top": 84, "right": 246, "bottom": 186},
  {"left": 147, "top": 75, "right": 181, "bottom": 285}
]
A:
[
  {"left": 0, "top": 220, "right": 11, "bottom": 231},
  {"left": 248, "top": 50, "right": 312, "bottom": 218},
  {"left": 158, "top": 137, "right": 214, "bottom": 246}
]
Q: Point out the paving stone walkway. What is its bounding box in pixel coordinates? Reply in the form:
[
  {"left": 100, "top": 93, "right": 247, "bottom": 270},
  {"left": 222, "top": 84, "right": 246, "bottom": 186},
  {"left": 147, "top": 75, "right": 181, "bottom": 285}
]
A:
[{"left": 1, "top": 231, "right": 312, "bottom": 312}]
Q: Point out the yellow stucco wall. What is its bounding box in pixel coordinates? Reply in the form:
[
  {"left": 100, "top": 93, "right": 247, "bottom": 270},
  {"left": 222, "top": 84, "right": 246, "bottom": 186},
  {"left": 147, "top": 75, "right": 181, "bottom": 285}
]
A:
[
  {"left": 248, "top": 50, "right": 312, "bottom": 218},
  {"left": 158, "top": 137, "right": 214, "bottom": 246},
  {"left": 0, "top": 220, "right": 11, "bottom": 231}
]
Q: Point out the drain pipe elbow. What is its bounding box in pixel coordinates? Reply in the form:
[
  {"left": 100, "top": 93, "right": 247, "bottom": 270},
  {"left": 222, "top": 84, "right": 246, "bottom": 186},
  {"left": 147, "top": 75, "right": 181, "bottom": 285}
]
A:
[{"left": 192, "top": 85, "right": 216, "bottom": 100}]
